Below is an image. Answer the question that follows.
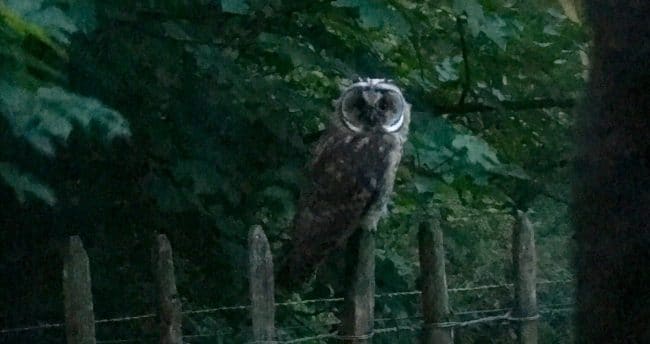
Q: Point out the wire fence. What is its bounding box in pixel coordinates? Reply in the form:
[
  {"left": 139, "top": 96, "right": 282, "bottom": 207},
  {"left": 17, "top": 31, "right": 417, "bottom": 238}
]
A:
[
  {"left": 93, "top": 306, "right": 574, "bottom": 343},
  {"left": 0, "top": 279, "right": 574, "bottom": 343},
  {"left": 88, "top": 305, "right": 573, "bottom": 344},
  {"left": 0, "top": 310, "right": 573, "bottom": 343},
  {"left": 0, "top": 279, "right": 572, "bottom": 335}
]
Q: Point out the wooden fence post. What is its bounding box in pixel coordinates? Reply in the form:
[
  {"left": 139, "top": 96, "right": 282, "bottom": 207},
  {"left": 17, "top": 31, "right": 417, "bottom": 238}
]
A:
[
  {"left": 248, "top": 225, "right": 276, "bottom": 342},
  {"left": 340, "top": 229, "right": 375, "bottom": 344},
  {"left": 63, "top": 236, "right": 96, "bottom": 344},
  {"left": 153, "top": 234, "right": 183, "bottom": 344},
  {"left": 512, "top": 211, "right": 538, "bottom": 344},
  {"left": 418, "top": 212, "right": 453, "bottom": 344}
]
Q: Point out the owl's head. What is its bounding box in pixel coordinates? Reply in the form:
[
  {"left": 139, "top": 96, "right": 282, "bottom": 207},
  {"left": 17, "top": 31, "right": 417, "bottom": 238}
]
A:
[{"left": 336, "top": 78, "right": 410, "bottom": 134}]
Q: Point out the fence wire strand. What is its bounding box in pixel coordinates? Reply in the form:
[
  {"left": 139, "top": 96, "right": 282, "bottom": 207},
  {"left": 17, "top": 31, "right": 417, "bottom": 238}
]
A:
[
  {"left": 0, "top": 322, "right": 64, "bottom": 334},
  {"left": 95, "top": 313, "right": 156, "bottom": 324},
  {"left": 88, "top": 306, "right": 576, "bottom": 344},
  {"left": 97, "top": 338, "right": 148, "bottom": 344},
  {"left": 0, "top": 279, "right": 573, "bottom": 335}
]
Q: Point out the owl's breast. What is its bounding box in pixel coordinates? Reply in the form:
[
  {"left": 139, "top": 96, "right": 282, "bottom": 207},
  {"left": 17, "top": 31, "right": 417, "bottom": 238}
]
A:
[
  {"left": 318, "top": 133, "right": 398, "bottom": 186},
  {"left": 306, "top": 131, "right": 403, "bottom": 231},
  {"left": 356, "top": 133, "right": 404, "bottom": 229}
]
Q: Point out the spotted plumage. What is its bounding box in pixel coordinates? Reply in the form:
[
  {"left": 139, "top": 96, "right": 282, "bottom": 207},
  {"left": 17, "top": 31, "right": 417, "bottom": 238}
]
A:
[{"left": 283, "top": 79, "right": 411, "bottom": 284}]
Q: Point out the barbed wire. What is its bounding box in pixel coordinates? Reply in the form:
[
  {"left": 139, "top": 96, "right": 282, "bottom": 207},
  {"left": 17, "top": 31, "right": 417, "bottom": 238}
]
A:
[
  {"left": 91, "top": 305, "right": 576, "bottom": 344},
  {"left": 374, "top": 323, "right": 421, "bottom": 335},
  {"left": 183, "top": 304, "right": 249, "bottom": 314},
  {"left": 276, "top": 297, "right": 345, "bottom": 307},
  {"left": 374, "top": 315, "right": 422, "bottom": 323},
  {"left": 0, "top": 322, "right": 64, "bottom": 334},
  {"left": 256, "top": 306, "right": 575, "bottom": 343},
  {"left": 281, "top": 332, "right": 337, "bottom": 343},
  {"left": 276, "top": 323, "right": 423, "bottom": 344},
  {"left": 457, "top": 313, "right": 509, "bottom": 327},
  {"left": 454, "top": 307, "right": 511, "bottom": 316},
  {"left": 183, "top": 331, "right": 233, "bottom": 340},
  {"left": 95, "top": 313, "right": 156, "bottom": 324},
  {"left": 97, "top": 338, "right": 151, "bottom": 344},
  {"left": 259, "top": 322, "right": 424, "bottom": 343},
  {"left": 0, "top": 279, "right": 573, "bottom": 335}
]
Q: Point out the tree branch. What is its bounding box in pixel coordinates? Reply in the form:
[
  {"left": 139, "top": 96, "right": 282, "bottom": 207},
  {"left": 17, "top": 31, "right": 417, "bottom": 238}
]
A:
[
  {"left": 456, "top": 16, "right": 472, "bottom": 106},
  {"left": 432, "top": 98, "right": 577, "bottom": 115}
]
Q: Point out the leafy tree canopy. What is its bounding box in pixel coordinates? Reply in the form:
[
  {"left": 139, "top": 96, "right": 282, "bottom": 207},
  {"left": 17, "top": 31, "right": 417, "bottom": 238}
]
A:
[{"left": 0, "top": 0, "right": 586, "bottom": 342}]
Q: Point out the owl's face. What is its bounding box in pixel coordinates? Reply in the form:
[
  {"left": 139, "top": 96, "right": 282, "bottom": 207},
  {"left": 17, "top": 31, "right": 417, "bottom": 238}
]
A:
[{"left": 338, "top": 79, "right": 408, "bottom": 133}]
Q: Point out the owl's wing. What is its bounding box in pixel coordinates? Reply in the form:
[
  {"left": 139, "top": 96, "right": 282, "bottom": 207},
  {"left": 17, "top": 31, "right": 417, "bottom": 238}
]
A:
[{"left": 282, "top": 131, "right": 393, "bottom": 284}]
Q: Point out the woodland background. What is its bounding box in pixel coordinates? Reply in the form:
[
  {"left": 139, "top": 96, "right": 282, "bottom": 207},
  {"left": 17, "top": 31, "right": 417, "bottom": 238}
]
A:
[{"left": 0, "top": 0, "right": 587, "bottom": 342}]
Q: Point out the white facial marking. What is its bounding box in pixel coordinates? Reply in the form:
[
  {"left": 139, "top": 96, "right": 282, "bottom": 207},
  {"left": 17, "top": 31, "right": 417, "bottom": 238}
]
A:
[
  {"left": 382, "top": 112, "right": 404, "bottom": 133},
  {"left": 342, "top": 116, "right": 363, "bottom": 133},
  {"left": 340, "top": 78, "right": 408, "bottom": 134}
]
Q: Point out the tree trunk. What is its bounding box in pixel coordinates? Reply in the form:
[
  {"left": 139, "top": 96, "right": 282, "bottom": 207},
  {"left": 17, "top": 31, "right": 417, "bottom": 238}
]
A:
[{"left": 575, "top": 1, "right": 650, "bottom": 342}]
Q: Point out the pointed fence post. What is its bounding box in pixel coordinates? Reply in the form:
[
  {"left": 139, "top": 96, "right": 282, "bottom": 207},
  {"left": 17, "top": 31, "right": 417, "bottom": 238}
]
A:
[
  {"left": 340, "top": 229, "right": 375, "bottom": 344},
  {"left": 153, "top": 234, "right": 183, "bottom": 344},
  {"left": 249, "top": 225, "right": 276, "bottom": 342},
  {"left": 512, "top": 211, "right": 538, "bottom": 344},
  {"left": 63, "top": 236, "right": 96, "bottom": 344},
  {"left": 418, "top": 212, "right": 453, "bottom": 344}
]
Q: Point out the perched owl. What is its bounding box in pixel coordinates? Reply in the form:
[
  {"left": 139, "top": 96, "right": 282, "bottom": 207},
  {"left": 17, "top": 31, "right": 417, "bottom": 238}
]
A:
[{"left": 282, "top": 78, "right": 411, "bottom": 284}]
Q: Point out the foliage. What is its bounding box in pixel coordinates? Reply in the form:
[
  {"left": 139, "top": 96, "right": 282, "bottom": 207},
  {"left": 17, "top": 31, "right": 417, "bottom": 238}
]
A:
[
  {"left": 0, "top": 0, "right": 586, "bottom": 343},
  {"left": 0, "top": 0, "right": 128, "bottom": 204}
]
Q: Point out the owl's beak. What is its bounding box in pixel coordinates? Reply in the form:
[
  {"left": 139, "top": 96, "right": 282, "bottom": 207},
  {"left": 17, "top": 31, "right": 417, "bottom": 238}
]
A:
[{"left": 362, "top": 90, "right": 381, "bottom": 106}]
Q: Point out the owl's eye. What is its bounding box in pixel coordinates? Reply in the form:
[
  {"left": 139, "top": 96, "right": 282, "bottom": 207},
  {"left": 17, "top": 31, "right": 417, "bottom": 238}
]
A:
[
  {"left": 354, "top": 97, "right": 366, "bottom": 109},
  {"left": 378, "top": 98, "right": 394, "bottom": 111},
  {"left": 384, "top": 92, "right": 404, "bottom": 111},
  {"left": 341, "top": 89, "right": 364, "bottom": 115}
]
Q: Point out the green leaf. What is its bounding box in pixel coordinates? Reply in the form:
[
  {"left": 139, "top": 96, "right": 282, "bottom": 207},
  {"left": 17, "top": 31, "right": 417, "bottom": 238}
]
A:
[
  {"left": 0, "top": 82, "right": 130, "bottom": 155},
  {"left": 452, "top": 134, "right": 500, "bottom": 170},
  {"left": 482, "top": 15, "right": 507, "bottom": 50},
  {"left": 332, "top": 0, "right": 410, "bottom": 35},
  {"left": 409, "top": 114, "right": 528, "bottom": 186},
  {"left": 4, "top": 0, "right": 42, "bottom": 15},
  {"left": 0, "top": 4, "right": 66, "bottom": 61},
  {"left": 435, "top": 56, "right": 461, "bottom": 82},
  {"left": 413, "top": 174, "right": 443, "bottom": 194},
  {"left": 61, "top": 0, "right": 97, "bottom": 34},
  {"left": 453, "top": 0, "right": 507, "bottom": 50},
  {"left": 5, "top": 0, "right": 78, "bottom": 44},
  {"left": 0, "top": 162, "right": 56, "bottom": 205},
  {"left": 453, "top": 0, "right": 485, "bottom": 36},
  {"left": 258, "top": 32, "right": 319, "bottom": 67},
  {"left": 221, "top": 0, "right": 250, "bottom": 14}
]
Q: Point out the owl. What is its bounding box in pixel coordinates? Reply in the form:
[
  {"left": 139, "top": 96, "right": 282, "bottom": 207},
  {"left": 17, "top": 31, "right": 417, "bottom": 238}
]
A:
[{"left": 282, "top": 78, "right": 411, "bottom": 284}]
